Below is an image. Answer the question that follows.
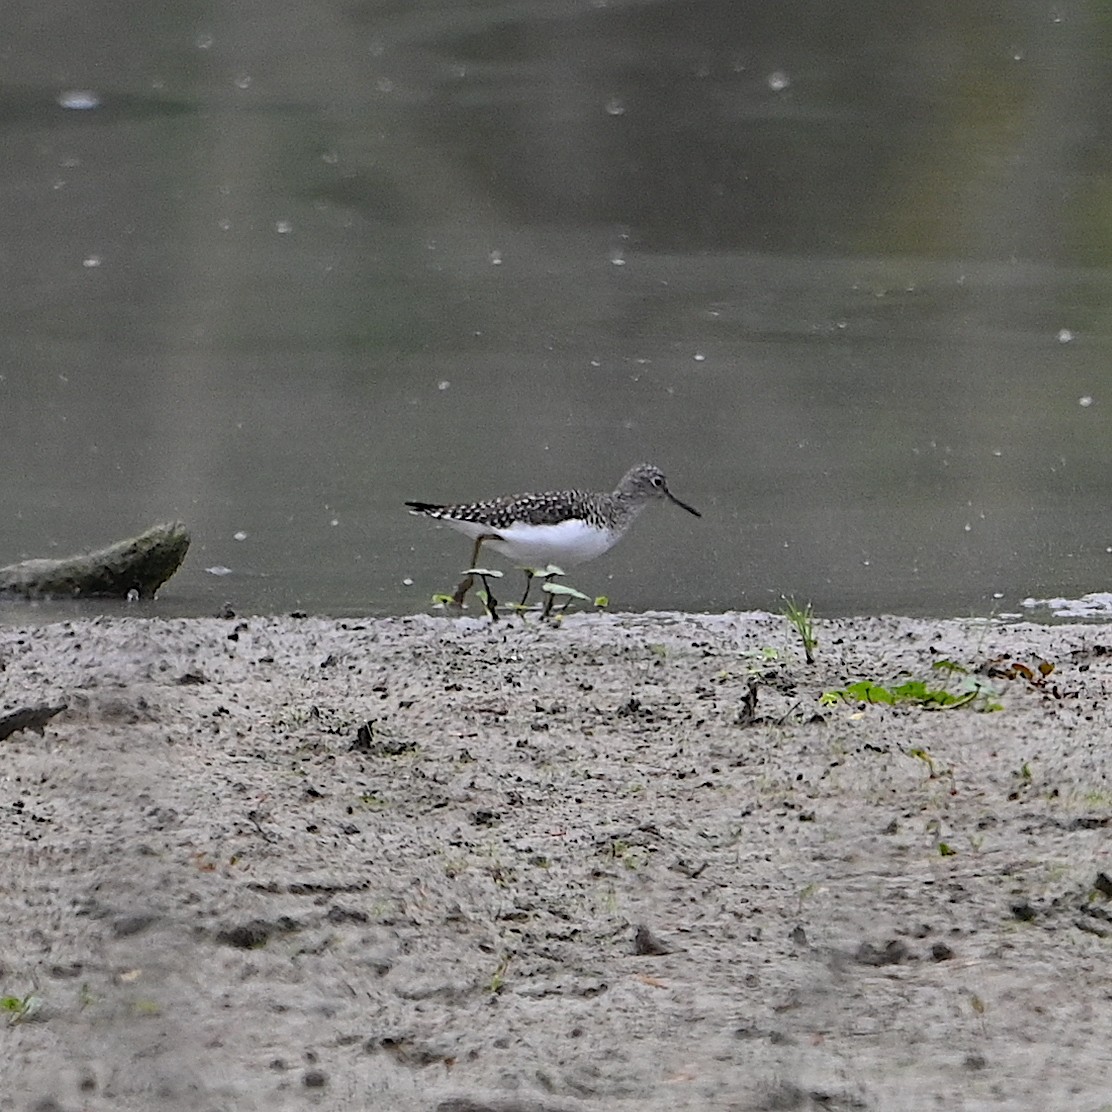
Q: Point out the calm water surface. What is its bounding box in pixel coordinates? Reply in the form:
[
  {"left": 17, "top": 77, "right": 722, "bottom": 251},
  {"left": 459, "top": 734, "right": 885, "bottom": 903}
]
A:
[{"left": 3, "top": 0, "right": 1112, "bottom": 620}]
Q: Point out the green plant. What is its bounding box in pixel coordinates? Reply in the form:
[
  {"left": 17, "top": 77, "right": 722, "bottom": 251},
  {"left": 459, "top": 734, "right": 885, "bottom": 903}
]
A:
[
  {"left": 503, "top": 564, "right": 555, "bottom": 616},
  {"left": 1, "top": 992, "right": 41, "bottom": 1025},
  {"left": 908, "top": 746, "right": 937, "bottom": 773},
  {"left": 796, "top": 882, "right": 819, "bottom": 914},
  {"left": 596, "top": 884, "right": 619, "bottom": 915},
  {"left": 781, "top": 597, "right": 817, "bottom": 664},
  {"left": 604, "top": 839, "right": 649, "bottom": 870},
  {"left": 488, "top": 954, "right": 512, "bottom": 995},
  {"left": 930, "top": 659, "right": 968, "bottom": 676},
  {"left": 821, "top": 674, "right": 1002, "bottom": 712},
  {"left": 456, "top": 565, "right": 606, "bottom": 620},
  {"left": 822, "top": 680, "right": 975, "bottom": 708},
  {"left": 741, "top": 646, "right": 782, "bottom": 673},
  {"left": 357, "top": 793, "right": 390, "bottom": 810},
  {"left": 538, "top": 574, "right": 607, "bottom": 619},
  {"left": 465, "top": 567, "right": 504, "bottom": 620},
  {"left": 969, "top": 991, "right": 988, "bottom": 1036},
  {"left": 516, "top": 564, "right": 562, "bottom": 611},
  {"left": 541, "top": 582, "right": 593, "bottom": 613},
  {"left": 925, "top": 815, "right": 958, "bottom": 854}
]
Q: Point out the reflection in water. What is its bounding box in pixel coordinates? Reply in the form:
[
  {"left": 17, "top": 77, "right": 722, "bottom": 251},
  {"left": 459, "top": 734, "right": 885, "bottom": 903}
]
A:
[{"left": 2, "top": 0, "right": 1112, "bottom": 620}]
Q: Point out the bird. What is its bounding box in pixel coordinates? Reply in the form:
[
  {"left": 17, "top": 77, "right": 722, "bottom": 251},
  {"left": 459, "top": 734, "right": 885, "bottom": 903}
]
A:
[{"left": 406, "top": 463, "right": 700, "bottom": 610}]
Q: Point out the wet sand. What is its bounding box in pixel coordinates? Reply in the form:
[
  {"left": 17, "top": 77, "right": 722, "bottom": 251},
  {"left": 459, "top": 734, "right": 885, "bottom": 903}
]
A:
[{"left": 3, "top": 611, "right": 1111, "bottom": 1111}]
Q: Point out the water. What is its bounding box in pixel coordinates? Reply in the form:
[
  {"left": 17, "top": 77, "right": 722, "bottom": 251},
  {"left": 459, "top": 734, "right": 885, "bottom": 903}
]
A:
[{"left": 3, "top": 0, "right": 1112, "bottom": 620}]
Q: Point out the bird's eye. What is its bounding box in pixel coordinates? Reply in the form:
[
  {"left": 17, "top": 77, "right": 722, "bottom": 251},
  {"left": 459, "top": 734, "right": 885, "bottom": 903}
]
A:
[{"left": 652, "top": 475, "right": 664, "bottom": 487}]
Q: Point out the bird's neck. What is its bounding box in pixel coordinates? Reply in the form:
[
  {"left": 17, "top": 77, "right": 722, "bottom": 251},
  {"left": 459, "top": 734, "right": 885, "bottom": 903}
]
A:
[{"left": 607, "top": 494, "right": 649, "bottom": 529}]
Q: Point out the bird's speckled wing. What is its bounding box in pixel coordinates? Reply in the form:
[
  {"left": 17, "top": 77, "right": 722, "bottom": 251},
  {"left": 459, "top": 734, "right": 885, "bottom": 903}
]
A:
[{"left": 406, "top": 490, "right": 600, "bottom": 529}]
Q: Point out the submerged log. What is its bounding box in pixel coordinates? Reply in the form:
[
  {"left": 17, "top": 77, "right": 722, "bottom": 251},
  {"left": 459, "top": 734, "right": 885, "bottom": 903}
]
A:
[{"left": 0, "top": 521, "right": 190, "bottom": 600}]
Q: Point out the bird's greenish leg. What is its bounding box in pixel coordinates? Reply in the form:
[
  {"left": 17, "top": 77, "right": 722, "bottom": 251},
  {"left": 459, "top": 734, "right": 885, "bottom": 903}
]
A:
[
  {"left": 452, "top": 534, "right": 500, "bottom": 608},
  {"left": 450, "top": 536, "right": 484, "bottom": 607}
]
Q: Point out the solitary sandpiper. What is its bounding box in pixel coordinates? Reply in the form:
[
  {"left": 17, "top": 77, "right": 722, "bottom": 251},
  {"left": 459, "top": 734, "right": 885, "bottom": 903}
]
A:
[{"left": 406, "top": 463, "right": 700, "bottom": 609}]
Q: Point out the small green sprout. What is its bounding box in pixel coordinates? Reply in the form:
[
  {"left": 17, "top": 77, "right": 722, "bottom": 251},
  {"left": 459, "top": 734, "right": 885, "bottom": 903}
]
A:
[
  {"left": 781, "top": 596, "right": 817, "bottom": 664},
  {"left": 488, "top": 955, "right": 512, "bottom": 995},
  {"left": 931, "top": 659, "right": 969, "bottom": 675},
  {"left": 506, "top": 565, "right": 605, "bottom": 619},
  {"left": 1, "top": 992, "right": 41, "bottom": 1025},
  {"left": 796, "top": 882, "right": 819, "bottom": 913},
  {"left": 512, "top": 565, "right": 564, "bottom": 612},
  {"left": 465, "top": 567, "right": 504, "bottom": 620},
  {"left": 907, "top": 746, "right": 936, "bottom": 773}
]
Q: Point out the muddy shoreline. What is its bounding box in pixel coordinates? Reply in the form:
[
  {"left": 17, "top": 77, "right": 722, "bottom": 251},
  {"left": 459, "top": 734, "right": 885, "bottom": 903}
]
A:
[{"left": 3, "top": 611, "right": 1111, "bottom": 1111}]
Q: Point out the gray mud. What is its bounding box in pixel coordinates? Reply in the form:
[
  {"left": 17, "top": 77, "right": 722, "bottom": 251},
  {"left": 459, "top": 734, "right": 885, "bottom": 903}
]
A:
[{"left": 2, "top": 612, "right": 1111, "bottom": 1111}]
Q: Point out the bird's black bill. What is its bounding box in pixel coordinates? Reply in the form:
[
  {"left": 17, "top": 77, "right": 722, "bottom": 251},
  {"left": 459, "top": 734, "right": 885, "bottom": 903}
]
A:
[{"left": 666, "top": 491, "right": 701, "bottom": 517}]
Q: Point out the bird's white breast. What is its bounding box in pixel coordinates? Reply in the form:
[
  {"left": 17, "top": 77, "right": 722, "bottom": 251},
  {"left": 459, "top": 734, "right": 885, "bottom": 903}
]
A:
[{"left": 484, "top": 519, "right": 619, "bottom": 568}]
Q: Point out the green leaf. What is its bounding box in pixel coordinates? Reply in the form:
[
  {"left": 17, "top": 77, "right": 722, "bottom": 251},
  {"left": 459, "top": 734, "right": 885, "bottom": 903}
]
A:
[
  {"left": 465, "top": 567, "right": 504, "bottom": 578},
  {"left": 526, "top": 564, "right": 565, "bottom": 578},
  {"left": 593, "top": 596, "right": 609, "bottom": 608},
  {"left": 891, "top": 680, "right": 930, "bottom": 701},
  {"left": 842, "top": 680, "right": 895, "bottom": 704},
  {"left": 931, "top": 659, "right": 969, "bottom": 675},
  {"left": 907, "top": 747, "right": 936, "bottom": 774},
  {"left": 822, "top": 676, "right": 989, "bottom": 711},
  {"left": 541, "top": 583, "right": 591, "bottom": 602},
  {"left": 890, "top": 681, "right": 968, "bottom": 707}
]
